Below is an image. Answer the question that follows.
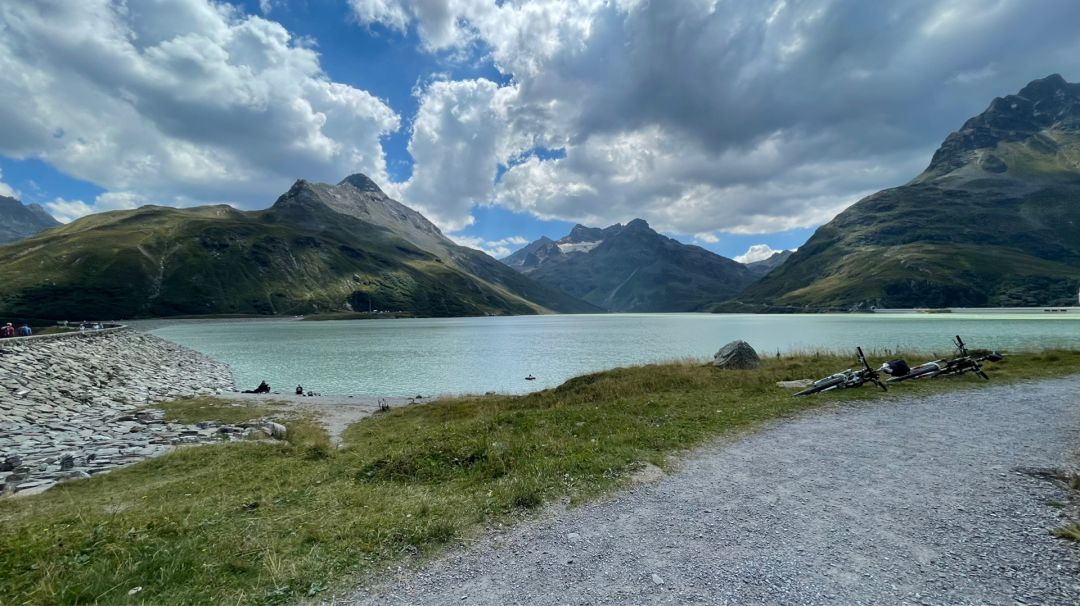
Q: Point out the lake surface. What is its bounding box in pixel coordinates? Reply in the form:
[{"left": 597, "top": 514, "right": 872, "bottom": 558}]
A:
[{"left": 149, "top": 313, "right": 1080, "bottom": 397}]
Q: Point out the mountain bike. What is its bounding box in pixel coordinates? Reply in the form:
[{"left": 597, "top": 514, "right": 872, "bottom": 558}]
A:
[
  {"left": 795, "top": 347, "right": 888, "bottom": 396},
  {"left": 886, "top": 335, "right": 1003, "bottom": 382}
]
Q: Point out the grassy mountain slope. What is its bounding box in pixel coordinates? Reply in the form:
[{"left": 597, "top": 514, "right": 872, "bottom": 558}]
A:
[
  {"left": 0, "top": 177, "right": 597, "bottom": 319},
  {"left": 736, "top": 74, "right": 1080, "bottom": 310},
  {"left": 505, "top": 219, "right": 756, "bottom": 312}
]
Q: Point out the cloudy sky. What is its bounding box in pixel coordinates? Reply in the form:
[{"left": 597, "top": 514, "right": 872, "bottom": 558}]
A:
[{"left": 1, "top": 0, "right": 1078, "bottom": 261}]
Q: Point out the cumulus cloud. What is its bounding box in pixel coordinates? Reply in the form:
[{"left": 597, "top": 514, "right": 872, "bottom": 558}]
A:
[
  {"left": 0, "top": 169, "right": 15, "bottom": 198},
  {"left": 44, "top": 191, "right": 143, "bottom": 223},
  {"left": 353, "top": 0, "right": 1080, "bottom": 236},
  {"left": 450, "top": 233, "right": 529, "bottom": 258},
  {"left": 0, "top": 0, "right": 399, "bottom": 212},
  {"left": 735, "top": 244, "right": 789, "bottom": 264}
]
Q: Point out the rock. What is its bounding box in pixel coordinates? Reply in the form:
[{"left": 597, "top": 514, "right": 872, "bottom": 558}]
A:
[
  {"left": 712, "top": 340, "right": 761, "bottom": 370},
  {"left": 777, "top": 379, "right": 815, "bottom": 389},
  {"left": 263, "top": 422, "right": 288, "bottom": 440},
  {"left": 567, "top": 532, "right": 581, "bottom": 543},
  {"left": 0, "top": 454, "right": 22, "bottom": 471},
  {"left": 59, "top": 470, "right": 91, "bottom": 481},
  {"left": 59, "top": 453, "right": 75, "bottom": 470},
  {"left": 651, "top": 574, "right": 664, "bottom": 586}
]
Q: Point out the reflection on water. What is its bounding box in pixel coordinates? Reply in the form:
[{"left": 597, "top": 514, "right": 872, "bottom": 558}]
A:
[{"left": 149, "top": 313, "right": 1080, "bottom": 397}]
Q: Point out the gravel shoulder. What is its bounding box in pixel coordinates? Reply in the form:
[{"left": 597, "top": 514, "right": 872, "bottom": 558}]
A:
[{"left": 341, "top": 377, "right": 1080, "bottom": 605}]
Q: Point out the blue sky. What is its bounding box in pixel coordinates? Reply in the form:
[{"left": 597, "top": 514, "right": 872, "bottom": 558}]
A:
[{"left": 2, "top": 1, "right": 1079, "bottom": 262}]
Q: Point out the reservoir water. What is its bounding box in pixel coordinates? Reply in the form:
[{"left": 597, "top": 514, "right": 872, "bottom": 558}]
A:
[{"left": 149, "top": 313, "right": 1080, "bottom": 397}]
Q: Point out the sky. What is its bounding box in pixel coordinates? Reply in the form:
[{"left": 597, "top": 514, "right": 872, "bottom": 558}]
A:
[{"left": 1, "top": 1, "right": 1079, "bottom": 262}]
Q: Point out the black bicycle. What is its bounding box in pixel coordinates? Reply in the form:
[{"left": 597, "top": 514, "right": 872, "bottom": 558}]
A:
[
  {"left": 795, "top": 347, "right": 888, "bottom": 397},
  {"left": 886, "top": 335, "right": 1003, "bottom": 382}
]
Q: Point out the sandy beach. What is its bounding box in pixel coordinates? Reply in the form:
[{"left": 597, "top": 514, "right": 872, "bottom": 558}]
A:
[{"left": 217, "top": 392, "right": 423, "bottom": 444}]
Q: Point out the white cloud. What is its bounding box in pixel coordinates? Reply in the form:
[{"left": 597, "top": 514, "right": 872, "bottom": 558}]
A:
[
  {"left": 352, "top": 0, "right": 1080, "bottom": 238},
  {"left": 0, "top": 0, "right": 399, "bottom": 211},
  {"left": 694, "top": 232, "right": 719, "bottom": 244},
  {"left": 44, "top": 191, "right": 143, "bottom": 223},
  {"left": 0, "top": 169, "right": 15, "bottom": 198},
  {"left": 399, "top": 78, "right": 531, "bottom": 231},
  {"left": 735, "top": 244, "right": 789, "bottom": 264},
  {"left": 450, "top": 233, "right": 529, "bottom": 258}
]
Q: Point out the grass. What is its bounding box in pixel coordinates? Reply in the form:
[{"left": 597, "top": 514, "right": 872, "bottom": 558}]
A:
[
  {"left": 152, "top": 396, "right": 285, "bottom": 425},
  {"left": 1053, "top": 467, "right": 1080, "bottom": 541},
  {"left": 2, "top": 351, "right": 1079, "bottom": 605}
]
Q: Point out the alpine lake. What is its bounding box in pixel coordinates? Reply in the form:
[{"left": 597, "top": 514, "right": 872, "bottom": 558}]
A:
[{"left": 145, "top": 313, "right": 1080, "bottom": 397}]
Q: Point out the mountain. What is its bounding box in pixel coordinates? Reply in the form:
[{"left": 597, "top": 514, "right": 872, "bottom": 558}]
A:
[
  {"left": 0, "top": 195, "right": 60, "bottom": 244},
  {"left": 0, "top": 175, "right": 598, "bottom": 319},
  {"left": 736, "top": 74, "right": 1080, "bottom": 310},
  {"left": 744, "top": 250, "right": 794, "bottom": 278},
  {"left": 503, "top": 219, "right": 756, "bottom": 312}
]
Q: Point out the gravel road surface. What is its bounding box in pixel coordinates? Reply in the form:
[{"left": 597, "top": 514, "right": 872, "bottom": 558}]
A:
[{"left": 342, "top": 378, "right": 1080, "bottom": 605}]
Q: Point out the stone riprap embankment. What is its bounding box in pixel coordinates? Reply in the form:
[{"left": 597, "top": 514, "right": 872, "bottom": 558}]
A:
[{"left": 0, "top": 328, "right": 235, "bottom": 495}]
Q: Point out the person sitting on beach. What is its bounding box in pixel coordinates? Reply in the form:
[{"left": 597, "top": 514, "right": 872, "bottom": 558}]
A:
[
  {"left": 0, "top": 323, "right": 14, "bottom": 338},
  {"left": 242, "top": 381, "right": 271, "bottom": 394},
  {"left": 295, "top": 384, "right": 303, "bottom": 396},
  {"left": 16, "top": 324, "right": 31, "bottom": 337}
]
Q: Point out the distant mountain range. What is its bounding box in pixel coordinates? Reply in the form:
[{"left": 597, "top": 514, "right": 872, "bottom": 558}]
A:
[
  {"left": 503, "top": 220, "right": 756, "bottom": 311},
  {"left": 744, "top": 250, "right": 794, "bottom": 278},
  {"left": 0, "top": 195, "right": 60, "bottom": 244},
  {"left": 0, "top": 175, "right": 598, "bottom": 319},
  {"left": 734, "top": 74, "right": 1080, "bottom": 310},
  {"left": 5, "top": 76, "right": 1076, "bottom": 318}
]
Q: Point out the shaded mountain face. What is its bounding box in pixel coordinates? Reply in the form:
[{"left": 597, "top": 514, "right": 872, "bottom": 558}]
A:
[
  {"left": 0, "top": 196, "right": 60, "bottom": 244},
  {"left": 744, "top": 250, "right": 794, "bottom": 278},
  {"left": 737, "top": 74, "right": 1080, "bottom": 310},
  {"left": 503, "top": 219, "right": 756, "bottom": 312},
  {"left": 0, "top": 176, "right": 597, "bottom": 319}
]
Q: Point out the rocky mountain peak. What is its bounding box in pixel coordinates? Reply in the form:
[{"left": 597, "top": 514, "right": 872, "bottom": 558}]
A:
[
  {"left": 923, "top": 74, "right": 1080, "bottom": 179},
  {"left": 0, "top": 195, "right": 61, "bottom": 244},
  {"left": 564, "top": 224, "right": 606, "bottom": 243},
  {"left": 338, "top": 173, "right": 386, "bottom": 195},
  {"left": 1016, "top": 73, "right": 1071, "bottom": 102}
]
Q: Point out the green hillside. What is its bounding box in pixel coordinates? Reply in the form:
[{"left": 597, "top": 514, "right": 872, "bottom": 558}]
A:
[
  {"left": 0, "top": 177, "right": 597, "bottom": 319},
  {"left": 735, "top": 74, "right": 1080, "bottom": 310}
]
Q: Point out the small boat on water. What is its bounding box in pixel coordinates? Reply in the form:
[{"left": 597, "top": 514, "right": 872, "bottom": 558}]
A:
[{"left": 525, "top": 374, "right": 536, "bottom": 381}]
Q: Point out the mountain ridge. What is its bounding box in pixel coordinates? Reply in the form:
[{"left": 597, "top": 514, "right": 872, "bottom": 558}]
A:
[
  {"left": 735, "top": 74, "right": 1080, "bottom": 310},
  {"left": 0, "top": 195, "right": 61, "bottom": 244},
  {"left": 504, "top": 220, "right": 756, "bottom": 312},
  {"left": 0, "top": 175, "right": 598, "bottom": 319}
]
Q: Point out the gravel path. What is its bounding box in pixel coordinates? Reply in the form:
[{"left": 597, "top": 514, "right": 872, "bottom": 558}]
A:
[{"left": 341, "top": 378, "right": 1080, "bottom": 605}]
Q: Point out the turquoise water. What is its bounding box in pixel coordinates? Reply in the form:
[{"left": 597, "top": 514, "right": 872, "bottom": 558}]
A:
[{"left": 149, "top": 313, "right": 1080, "bottom": 397}]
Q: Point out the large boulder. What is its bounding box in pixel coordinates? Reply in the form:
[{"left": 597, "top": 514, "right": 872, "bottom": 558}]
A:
[{"left": 712, "top": 340, "right": 761, "bottom": 370}]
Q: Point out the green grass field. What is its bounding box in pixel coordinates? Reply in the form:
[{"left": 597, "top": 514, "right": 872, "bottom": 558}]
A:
[{"left": 2, "top": 351, "right": 1079, "bottom": 605}]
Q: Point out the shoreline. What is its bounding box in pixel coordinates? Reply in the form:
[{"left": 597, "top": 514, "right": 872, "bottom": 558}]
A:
[{"left": 216, "top": 392, "right": 421, "bottom": 444}]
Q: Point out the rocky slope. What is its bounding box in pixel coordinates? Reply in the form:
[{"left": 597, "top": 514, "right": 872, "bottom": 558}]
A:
[
  {"left": 0, "top": 176, "right": 597, "bottom": 319},
  {"left": 0, "top": 195, "right": 60, "bottom": 244},
  {"left": 504, "top": 220, "right": 756, "bottom": 312},
  {"left": 0, "top": 328, "right": 235, "bottom": 494},
  {"left": 737, "top": 74, "right": 1080, "bottom": 310}
]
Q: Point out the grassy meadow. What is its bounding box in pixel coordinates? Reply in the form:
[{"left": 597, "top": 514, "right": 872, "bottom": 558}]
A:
[{"left": 2, "top": 350, "right": 1080, "bottom": 605}]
